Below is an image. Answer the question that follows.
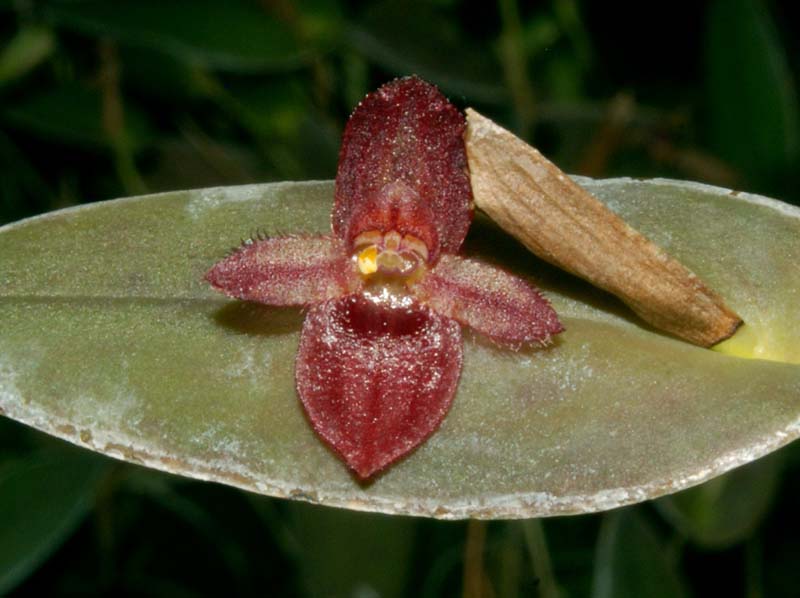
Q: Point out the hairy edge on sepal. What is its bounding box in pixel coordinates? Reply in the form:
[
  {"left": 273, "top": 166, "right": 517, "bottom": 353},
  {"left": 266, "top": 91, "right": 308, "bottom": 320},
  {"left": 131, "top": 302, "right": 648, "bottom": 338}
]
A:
[
  {"left": 411, "top": 254, "right": 564, "bottom": 349},
  {"left": 206, "top": 235, "right": 362, "bottom": 306}
]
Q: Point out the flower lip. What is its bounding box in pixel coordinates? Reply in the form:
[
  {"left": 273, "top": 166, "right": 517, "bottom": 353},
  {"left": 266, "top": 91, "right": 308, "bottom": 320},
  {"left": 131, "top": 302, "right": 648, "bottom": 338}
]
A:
[{"left": 296, "top": 292, "right": 463, "bottom": 478}]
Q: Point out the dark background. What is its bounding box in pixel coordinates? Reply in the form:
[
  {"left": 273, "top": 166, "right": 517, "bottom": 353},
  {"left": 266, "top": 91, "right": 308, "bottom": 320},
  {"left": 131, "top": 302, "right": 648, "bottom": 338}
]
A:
[{"left": 1, "top": 0, "right": 799, "bottom": 596}]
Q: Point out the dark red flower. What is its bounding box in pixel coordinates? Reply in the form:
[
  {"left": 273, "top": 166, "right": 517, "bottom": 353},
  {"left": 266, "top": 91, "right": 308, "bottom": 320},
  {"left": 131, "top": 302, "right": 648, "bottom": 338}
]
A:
[{"left": 207, "top": 77, "right": 563, "bottom": 479}]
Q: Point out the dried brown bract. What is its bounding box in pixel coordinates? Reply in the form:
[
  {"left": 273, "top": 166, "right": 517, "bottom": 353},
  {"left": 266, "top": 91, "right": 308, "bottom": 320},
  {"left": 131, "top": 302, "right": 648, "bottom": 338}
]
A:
[{"left": 465, "top": 108, "right": 743, "bottom": 347}]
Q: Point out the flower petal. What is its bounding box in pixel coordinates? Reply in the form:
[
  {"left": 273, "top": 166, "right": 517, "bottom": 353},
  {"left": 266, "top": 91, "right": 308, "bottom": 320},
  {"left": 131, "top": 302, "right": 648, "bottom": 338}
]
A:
[
  {"left": 412, "top": 254, "right": 564, "bottom": 348},
  {"left": 333, "top": 76, "right": 473, "bottom": 257},
  {"left": 296, "top": 294, "right": 463, "bottom": 479},
  {"left": 206, "top": 235, "right": 361, "bottom": 305}
]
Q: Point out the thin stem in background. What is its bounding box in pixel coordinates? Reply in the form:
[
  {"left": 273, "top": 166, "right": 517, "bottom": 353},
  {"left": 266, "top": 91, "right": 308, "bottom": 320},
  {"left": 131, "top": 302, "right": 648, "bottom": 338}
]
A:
[
  {"left": 92, "top": 465, "right": 121, "bottom": 593},
  {"left": 521, "top": 519, "right": 560, "bottom": 598},
  {"left": 98, "top": 40, "right": 147, "bottom": 196},
  {"left": 497, "top": 0, "right": 536, "bottom": 138},
  {"left": 577, "top": 92, "right": 635, "bottom": 177},
  {"left": 463, "top": 520, "right": 494, "bottom": 598},
  {"left": 746, "top": 536, "right": 764, "bottom": 598},
  {"left": 496, "top": 523, "right": 524, "bottom": 598},
  {"left": 553, "top": 0, "right": 592, "bottom": 68},
  {"left": 261, "top": 0, "right": 334, "bottom": 113}
]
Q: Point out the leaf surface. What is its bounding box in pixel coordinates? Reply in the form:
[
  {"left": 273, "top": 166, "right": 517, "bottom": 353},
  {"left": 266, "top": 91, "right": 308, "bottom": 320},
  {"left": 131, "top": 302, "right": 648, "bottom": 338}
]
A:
[
  {"left": 44, "top": 0, "right": 307, "bottom": 72},
  {"left": 2, "top": 83, "right": 152, "bottom": 151},
  {"left": 0, "top": 178, "right": 798, "bottom": 519},
  {"left": 346, "top": 0, "right": 507, "bottom": 104},
  {"left": 706, "top": 0, "right": 800, "bottom": 183},
  {"left": 654, "top": 451, "right": 783, "bottom": 549},
  {"left": 0, "top": 452, "right": 108, "bottom": 594},
  {"left": 592, "top": 509, "right": 688, "bottom": 598}
]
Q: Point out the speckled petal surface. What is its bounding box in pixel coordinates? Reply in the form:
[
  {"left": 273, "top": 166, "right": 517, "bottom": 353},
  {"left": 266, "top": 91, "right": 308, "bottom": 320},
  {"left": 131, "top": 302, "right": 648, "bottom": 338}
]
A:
[
  {"left": 0, "top": 178, "right": 798, "bottom": 519},
  {"left": 412, "top": 254, "right": 563, "bottom": 347},
  {"left": 206, "top": 235, "right": 360, "bottom": 306},
  {"left": 296, "top": 294, "right": 462, "bottom": 479},
  {"left": 333, "top": 77, "right": 472, "bottom": 256}
]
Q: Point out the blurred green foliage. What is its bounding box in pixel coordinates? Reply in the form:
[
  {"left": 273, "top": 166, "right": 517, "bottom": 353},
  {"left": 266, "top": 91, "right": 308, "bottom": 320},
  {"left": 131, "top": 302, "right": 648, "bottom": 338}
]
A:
[{"left": 1, "top": 0, "right": 799, "bottom": 596}]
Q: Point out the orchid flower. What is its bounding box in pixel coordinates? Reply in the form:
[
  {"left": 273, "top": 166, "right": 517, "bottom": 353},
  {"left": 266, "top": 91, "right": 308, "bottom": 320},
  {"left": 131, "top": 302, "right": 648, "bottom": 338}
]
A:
[{"left": 206, "top": 77, "right": 563, "bottom": 479}]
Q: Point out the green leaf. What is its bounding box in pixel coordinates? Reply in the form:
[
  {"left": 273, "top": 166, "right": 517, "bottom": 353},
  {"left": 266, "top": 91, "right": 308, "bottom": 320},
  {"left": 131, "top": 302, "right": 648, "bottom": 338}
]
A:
[
  {"left": 44, "top": 0, "right": 307, "bottom": 72},
  {"left": 0, "top": 451, "right": 108, "bottom": 594},
  {"left": 347, "top": 0, "right": 507, "bottom": 104},
  {"left": 285, "top": 502, "right": 417, "bottom": 597},
  {"left": 232, "top": 81, "right": 311, "bottom": 139},
  {"left": 0, "top": 178, "right": 798, "bottom": 519},
  {"left": 119, "top": 47, "right": 210, "bottom": 102},
  {"left": 0, "top": 26, "right": 55, "bottom": 87},
  {"left": 292, "top": 0, "right": 344, "bottom": 49},
  {"left": 592, "top": 508, "right": 688, "bottom": 598},
  {"left": 2, "top": 83, "right": 152, "bottom": 151},
  {"left": 0, "top": 129, "right": 51, "bottom": 224},
  {"left": 705, "top": 0, "right": 800, "bottom": 183},
  {"left": 654, "top": 450, "right": 783, "bottom": 549}
]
